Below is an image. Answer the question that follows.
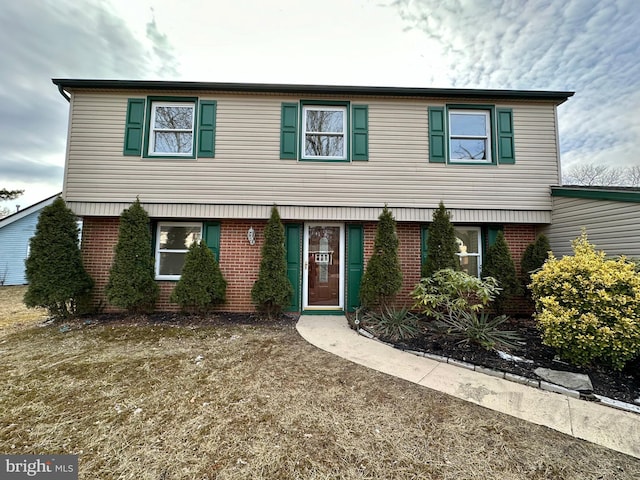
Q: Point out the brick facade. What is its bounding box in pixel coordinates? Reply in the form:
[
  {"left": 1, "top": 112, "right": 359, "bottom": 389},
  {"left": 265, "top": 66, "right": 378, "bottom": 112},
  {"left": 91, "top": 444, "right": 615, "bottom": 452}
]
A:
[{"left": 81, "top": 216, "right": 537, "bottom": 314}]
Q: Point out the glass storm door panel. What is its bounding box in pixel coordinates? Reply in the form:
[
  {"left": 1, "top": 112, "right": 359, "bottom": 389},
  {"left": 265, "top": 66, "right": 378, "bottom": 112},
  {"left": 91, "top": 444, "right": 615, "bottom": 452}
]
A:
[{"left": 304, "top": 224, "right": 344, "bottom": 309}]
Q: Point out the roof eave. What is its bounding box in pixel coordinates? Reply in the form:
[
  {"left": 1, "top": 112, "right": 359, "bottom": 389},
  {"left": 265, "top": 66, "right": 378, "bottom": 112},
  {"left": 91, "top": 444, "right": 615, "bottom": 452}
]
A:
[{"left": 51, "top": 79, "right": 574, "bottom": 104}]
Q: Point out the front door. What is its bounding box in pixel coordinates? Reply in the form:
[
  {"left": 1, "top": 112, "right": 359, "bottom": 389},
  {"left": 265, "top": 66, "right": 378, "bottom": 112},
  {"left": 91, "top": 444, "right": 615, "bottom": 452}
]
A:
[{"left": 303, "top": 223, "right": 344, "bottom": 310}]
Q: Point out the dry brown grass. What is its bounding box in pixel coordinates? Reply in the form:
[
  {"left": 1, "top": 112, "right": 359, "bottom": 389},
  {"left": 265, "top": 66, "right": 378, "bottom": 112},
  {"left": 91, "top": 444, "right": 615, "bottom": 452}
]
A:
[
  {"left": 1, "top": 316, "right": 639, "bottom": 480},
  {"left": 0, "top": 286, "right": 47, "bottom": 334}
]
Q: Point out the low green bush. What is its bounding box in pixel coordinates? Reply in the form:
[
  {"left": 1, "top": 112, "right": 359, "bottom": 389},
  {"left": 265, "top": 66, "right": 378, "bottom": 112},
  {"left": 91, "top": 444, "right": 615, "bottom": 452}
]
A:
[
  {"left": 411, "top": 269, "right": 500, "bottom": 320},
  {"left": 362, "top": 306, "right": 420, "bottom": 342},
  {"left": 530, "top": 231, "right": 640, "bottom": 370}
]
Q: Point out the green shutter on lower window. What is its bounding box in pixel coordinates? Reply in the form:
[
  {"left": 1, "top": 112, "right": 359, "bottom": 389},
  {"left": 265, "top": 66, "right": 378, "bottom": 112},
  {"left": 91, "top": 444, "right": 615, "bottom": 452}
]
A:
[
  {"left": 421, "top": 226, "right": 429, "bottom": 268},
  {"left": 351, "top": 105, "right": 368, "bottom": 161},
  {"left": 280, "top": 103, "right": 299, "bottom": 159},
  {"left": 487, "top": 225, "right": 503, "bottom": 246},
  {"left": 496, "top": 108, "right": 515, "bottom": 164},
  {"left": 428, "top": 107, "right": 446, "bottom": 163},
  {"left": 197, "top": 101, "right": 217, "bottom": 158},
  {"left": 203, "top": 222, "right": 221, "bottom": 261},
  {"left": 123, "top": 98, "right": 146, "bottom": 156}
]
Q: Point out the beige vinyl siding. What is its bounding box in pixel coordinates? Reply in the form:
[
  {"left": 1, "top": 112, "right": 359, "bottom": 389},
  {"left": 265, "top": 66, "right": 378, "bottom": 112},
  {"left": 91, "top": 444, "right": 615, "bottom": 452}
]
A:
[
  {"left": 63, "top": 91, "right": 560, "bottom": 219},
  {"left": 545, "top": 196, "right": 640, "bottom": 258}
]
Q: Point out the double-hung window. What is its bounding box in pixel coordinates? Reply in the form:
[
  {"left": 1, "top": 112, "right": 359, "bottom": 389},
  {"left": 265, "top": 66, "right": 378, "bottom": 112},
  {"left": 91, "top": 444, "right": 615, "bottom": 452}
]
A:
[
  {"left": 455, "top": 226, "right": 482, "bottom": 277},
  {"left": 123, "top": 97, "right": 216, "bottom": 158},
  {"left": 428, "top": 105, "right": 515, "bottom": 164},
  {"left": 155, "top": 222, "right": 202, "bottom": 280},
  {"left": 149, "top": 102, "right": 195, "bottom": 156},
  {"left": 449, "top": 110, "right": 491, "bottom": 162},
  {"left": 280, "top": 102, "right": 368, "bottom": 161},
  {"left": 302, "top": 105, "right": 348, "bottom": 160}
]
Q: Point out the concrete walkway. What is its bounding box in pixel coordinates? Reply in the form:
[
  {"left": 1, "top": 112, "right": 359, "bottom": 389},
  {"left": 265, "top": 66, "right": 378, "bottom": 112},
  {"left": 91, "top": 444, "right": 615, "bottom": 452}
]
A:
[{"left": 296, "top": 315, "right": 640, "bottom": 459}]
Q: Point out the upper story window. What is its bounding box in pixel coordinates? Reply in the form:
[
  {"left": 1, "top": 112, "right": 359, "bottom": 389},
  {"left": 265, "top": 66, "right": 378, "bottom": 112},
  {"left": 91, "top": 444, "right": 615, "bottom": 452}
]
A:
[
  {"left": 123, "top": 97, "right": 217, "bottom": 159},
  {"left": 149, "top": 102, "right": 195, "bottom": 156},
  {"left": 302, "top": 105, "right": 347, "bottom": 160},
  {"left": 449, "top": 110, "right": 491, "bottom": 162},
  {"left": 428, "top": 105, "right": 515, "bottom": 165},
  {"left": 280, "top": 102, "right": 368, "bottom": 162}
]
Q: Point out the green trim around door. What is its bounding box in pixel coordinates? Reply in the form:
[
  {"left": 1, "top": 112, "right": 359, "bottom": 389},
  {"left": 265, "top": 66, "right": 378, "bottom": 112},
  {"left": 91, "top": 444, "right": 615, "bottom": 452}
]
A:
[
  {"left": 285, "top": 224, "right": 302, "bottom": 312},
  {"left": 346, "top": 224, "right": 364, "bottom": 312}
]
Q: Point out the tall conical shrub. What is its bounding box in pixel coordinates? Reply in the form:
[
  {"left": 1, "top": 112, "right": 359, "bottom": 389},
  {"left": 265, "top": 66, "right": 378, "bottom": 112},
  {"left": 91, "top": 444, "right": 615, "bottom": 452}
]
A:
[
  {"left": 482, "top": 231, "right": 520, "bottom": 314},
  {"left": 170, "top": 240, "right": 226, "bottom": 314},
  {"left": 106, "top": 198, "right": 159, "bottom": 313},
  {"left": 521, "top": 234, "right": 551, "bottom": 289},
  {"left": 423, "top": 201, "right": 459, "bottom": 277},
  {"left": 251, "top": 206, "right": 292, "bottom": 318},
  {"left": 359, "top": 205, "right": 403, "bottom": 310},
  {"left": 24, "top": 197, "right": 93, "bottom": 318}
]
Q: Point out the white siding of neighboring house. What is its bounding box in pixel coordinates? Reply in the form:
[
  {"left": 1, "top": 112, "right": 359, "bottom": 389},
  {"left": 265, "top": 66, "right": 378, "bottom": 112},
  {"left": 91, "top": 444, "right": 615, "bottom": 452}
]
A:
[
  {"left": 0, "top": 210, "right": 39, "bottom": 285},
  {"left": 545, "top": 196, "right": 640, "bottom": 258},
  {"left": 62, "top": 90, "right": 562, "bottom": 222}
]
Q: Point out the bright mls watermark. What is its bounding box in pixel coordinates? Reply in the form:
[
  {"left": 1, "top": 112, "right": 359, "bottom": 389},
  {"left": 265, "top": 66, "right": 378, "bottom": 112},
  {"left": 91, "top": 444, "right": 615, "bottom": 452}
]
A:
[{"left": 0, "top": 455, "right": 78, "bottom": 479}]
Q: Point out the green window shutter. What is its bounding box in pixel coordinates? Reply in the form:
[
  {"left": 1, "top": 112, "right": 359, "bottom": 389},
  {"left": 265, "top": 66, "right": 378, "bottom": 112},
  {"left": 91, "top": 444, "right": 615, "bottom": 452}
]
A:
[
  {"left": 280, "top": 103, "right": 298, "bottom": 159},
  {"left": 487, "top": 225, "right": 503, "bottom": 247},
  {"left": 203, "top": 222, "right": 221, "bottom": 261},
  {"left": 496, "top": 108, "right": 515, "bottom": 164},
  {"left": 421, "top": 225, "right": 429, "bottom": 267},
  {"left": 123, "top": 98, "right": 146, "bottom": 156},
  {"left": 351, "top": 105, "right": 368, "bottom": 161},
  {"left": 197, "top": 100, "right": 217, "bottom": 158},
  {"left": 285, "top": 224, "right": 302, "bottom": 312},
  {"left": 347, "top": 224, "right": 364, "bottom": 312},
  {"left": 428, "top": 107, "right": 446, "bottom": 163}
]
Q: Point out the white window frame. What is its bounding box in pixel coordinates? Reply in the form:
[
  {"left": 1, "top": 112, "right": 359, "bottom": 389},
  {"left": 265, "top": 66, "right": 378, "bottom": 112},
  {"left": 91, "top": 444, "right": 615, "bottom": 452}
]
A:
[
  {"left": 454, "top": 226, "right": 482, "bottom": 277},
  {"left": 149, "top": 101, "right": 196, "bottom": 156},
  {"left": 449, "top": 109, "right": 491, "bottom": 163},
  {"left": 155, "top": 222, "right": 202, "bottom": 280},
  {"left": 301, "top": 105, "right": 348, "bottom": 160}
]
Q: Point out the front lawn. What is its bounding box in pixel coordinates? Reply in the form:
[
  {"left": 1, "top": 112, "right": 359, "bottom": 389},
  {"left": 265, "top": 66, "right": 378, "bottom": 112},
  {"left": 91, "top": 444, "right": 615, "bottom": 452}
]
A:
[{"left": 1, "top": 313, "right": 639, "bottom": 478}]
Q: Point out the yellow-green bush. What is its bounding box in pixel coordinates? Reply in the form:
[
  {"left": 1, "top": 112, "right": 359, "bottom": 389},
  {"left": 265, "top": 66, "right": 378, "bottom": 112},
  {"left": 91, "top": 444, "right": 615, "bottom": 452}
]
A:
[{"left": 530, "top": 231, "right": 640, "bottom": 370}]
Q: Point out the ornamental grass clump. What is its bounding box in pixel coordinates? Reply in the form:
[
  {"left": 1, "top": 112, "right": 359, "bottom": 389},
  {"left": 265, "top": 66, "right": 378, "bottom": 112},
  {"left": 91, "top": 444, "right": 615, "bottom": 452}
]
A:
[{"left": 530, "top": 231, "right": 640, "bottom": 370}]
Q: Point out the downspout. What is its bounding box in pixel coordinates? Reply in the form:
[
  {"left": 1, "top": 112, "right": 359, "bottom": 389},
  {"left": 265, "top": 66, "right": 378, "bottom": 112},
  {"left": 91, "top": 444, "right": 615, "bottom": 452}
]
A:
[{"left": 57, "top": 84, "right": 70, "bottom": 102}]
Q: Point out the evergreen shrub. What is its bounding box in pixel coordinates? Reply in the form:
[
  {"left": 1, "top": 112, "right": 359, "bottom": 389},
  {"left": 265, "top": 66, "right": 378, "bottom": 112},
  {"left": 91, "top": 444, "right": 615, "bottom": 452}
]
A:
[
  {"left": 423, "top": 201, "right": 459, "bottom": 277},
  {"left": 170, "top": 240, "right": 226, "bottom": 313},
  {"left": 24, "top": 197, "right": 93, "bottom": 318},
  {"left": 482, "top": 230, "right": 520, "bottom": 313},
  {"left": 106, "top": 199, "right": 159, "bottom": 313},
  {"left": 251, "top": 206, "right": 292, "bottom": 318},
  {"left": 530, "top": 231, "right": 640, "bottom": 370},
  {"left": 359, "top": 205, "right": 402, "bottom": 310}
]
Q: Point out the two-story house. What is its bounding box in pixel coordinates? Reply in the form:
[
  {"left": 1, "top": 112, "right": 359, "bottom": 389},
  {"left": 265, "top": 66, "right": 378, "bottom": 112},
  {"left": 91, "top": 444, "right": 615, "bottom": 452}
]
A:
[{"left": 52, "top": 79, "right": 573, "bottom": 314}]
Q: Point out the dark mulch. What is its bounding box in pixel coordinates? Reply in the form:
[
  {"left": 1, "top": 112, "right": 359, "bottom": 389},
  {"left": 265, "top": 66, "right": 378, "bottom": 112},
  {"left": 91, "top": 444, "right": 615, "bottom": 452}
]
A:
[{"left": 390, "top": 317, "right": 640, "bottom": 405}]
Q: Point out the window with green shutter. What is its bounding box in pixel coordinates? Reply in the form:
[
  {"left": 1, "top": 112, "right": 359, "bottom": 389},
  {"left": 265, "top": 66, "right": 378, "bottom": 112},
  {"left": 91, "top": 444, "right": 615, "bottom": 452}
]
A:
[
  {"left": 123, "top": 97, "right": 217, "bottom": 159},
  {"left": 280, "top": 101, "right": 368, "bottom": 162},
  {"left": 428, "top": 104, "right": 515, "bottom": 165}
]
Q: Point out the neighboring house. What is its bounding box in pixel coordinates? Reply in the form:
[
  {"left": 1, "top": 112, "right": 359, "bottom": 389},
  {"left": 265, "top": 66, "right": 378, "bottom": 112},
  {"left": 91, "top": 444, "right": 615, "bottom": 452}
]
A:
[
  {"left": 0, "top": 193, "right": 60, "bottom": 285},
  {"left": 52, "top": 79, "right": 573, "bottom": 313},
  {"left": 545, "top": 186, "right": 640, "bottom": 258}
]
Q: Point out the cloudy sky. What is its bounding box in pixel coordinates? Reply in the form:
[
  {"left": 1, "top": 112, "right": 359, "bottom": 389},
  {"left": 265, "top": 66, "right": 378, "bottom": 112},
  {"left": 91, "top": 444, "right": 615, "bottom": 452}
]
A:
[{"left": 1, "top": 0, "right": 639, "bottom": 211}]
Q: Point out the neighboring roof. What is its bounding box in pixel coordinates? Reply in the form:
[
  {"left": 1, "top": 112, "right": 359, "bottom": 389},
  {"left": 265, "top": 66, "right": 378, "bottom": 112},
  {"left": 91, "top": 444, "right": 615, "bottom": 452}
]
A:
[
  {"left": 552, "top": 186, "right": 640, "bottom": 203},
  {"left": 0, "top": 193, "right": 60, "bottom": 229},
  {"left": 52, "top": 79, "right": 574, "bottom": 104}
]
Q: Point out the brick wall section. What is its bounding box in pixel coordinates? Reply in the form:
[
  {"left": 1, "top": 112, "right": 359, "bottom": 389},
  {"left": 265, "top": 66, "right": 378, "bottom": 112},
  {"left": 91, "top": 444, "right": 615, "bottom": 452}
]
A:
[
  {"left": 81, "top": 216, "right": 537, "bottom": 314},
  {"left": 502, "top": 224, "right": 537, "bottom": 277},
  {"left": 81, "top": 217, "right": 119, "bottom": 312}
]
